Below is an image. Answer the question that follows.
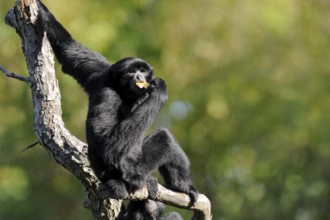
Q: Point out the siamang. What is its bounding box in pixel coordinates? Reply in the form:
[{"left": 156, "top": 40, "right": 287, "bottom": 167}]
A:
[{"left": 36, "top": 1, "right": 198, "bottom": 219}]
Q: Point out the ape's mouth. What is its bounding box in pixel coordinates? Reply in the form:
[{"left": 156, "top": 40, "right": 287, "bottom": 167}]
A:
[{"left": 136, "top": 81, "right": 150, "bottom": 89}]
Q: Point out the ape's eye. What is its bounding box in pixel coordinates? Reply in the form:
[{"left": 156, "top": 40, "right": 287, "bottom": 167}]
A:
[
  {"left": 127, "top": 69, "right": 136, "bottom": 76},
  {"left": 132, "top": 68, "right": 141, "bottom": 74}
]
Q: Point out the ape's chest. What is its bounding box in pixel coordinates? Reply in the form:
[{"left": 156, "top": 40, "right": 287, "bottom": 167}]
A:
[{"left": 117, "top": 103, "right": 134, "bottom": 120}]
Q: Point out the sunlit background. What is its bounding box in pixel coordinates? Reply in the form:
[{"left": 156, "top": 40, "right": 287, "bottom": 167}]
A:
[{"left": 1, "top": 0, "right": 330, "bottom": 219}]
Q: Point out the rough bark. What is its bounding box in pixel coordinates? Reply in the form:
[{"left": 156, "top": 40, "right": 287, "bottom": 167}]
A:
[{"left": 2, "top": 0, "right": 212, "bottom": 219}]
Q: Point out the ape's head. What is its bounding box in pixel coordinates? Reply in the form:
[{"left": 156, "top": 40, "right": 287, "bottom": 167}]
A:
[{"left": 109, "top": 57, "right": 154, "bottom": 101}]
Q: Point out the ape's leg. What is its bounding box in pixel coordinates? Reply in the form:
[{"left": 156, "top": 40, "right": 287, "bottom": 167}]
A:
[
  {"left": 99, "top": 179, "right": 128, "bottom": 199},
  {"left": 140, "top": 128, "right": 198, "bottom": 203},
  {"left": 121, "top": 200, "right": 163, "bottom": 220},
  {"left": 122, "top": 200, "right": 183, "bottom": 220}
]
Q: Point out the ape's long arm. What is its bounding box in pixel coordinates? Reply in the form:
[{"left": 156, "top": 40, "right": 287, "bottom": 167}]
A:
[
  {"left": 108, "top": 90, "right": 165, "bottom": 157},
  {"left": 36, "top": 0, "right": 111, "bottom": 93}
]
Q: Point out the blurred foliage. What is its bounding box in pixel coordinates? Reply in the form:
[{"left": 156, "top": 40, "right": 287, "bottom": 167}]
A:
[{"left": 1, "top": 0, "right": 330, "bottom": 219}]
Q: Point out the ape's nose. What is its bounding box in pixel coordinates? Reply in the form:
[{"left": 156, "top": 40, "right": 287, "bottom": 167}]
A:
[{"left": 134, "top": 71, "right": 146, "bottom": 82}]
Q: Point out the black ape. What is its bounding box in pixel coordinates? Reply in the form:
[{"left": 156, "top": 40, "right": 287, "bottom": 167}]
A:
[{"left": 36, "top": 1, "right": 198, "bottom": 218}]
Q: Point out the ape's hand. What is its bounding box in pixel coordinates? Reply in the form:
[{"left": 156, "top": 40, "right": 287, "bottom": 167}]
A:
[{"left": 148, "top": 78, "right": 168, "bottom": 104}]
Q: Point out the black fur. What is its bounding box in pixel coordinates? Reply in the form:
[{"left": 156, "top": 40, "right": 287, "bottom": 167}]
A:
[
  {"left": 36, "top": 1, "right": 198, "bottom": 219},
  {"left": 120, "top": 200, "right": 183, "bottom": 220}
]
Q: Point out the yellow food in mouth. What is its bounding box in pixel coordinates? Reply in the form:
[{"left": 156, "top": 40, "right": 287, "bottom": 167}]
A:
[{"left": 136, "top": 81, "right": 150, "bottom": 89}]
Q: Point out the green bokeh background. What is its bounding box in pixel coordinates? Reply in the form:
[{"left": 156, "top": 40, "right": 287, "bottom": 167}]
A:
[{"left": 1, "top": 0, "right": 330, "bottom": 219}]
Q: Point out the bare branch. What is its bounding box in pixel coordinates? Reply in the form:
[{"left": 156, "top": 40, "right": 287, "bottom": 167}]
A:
[
  {"left": 126, "top": 184, "right": 212, "bottom": 220},
  {"left": 0, "top": 65, "right": 29, "bottom": 83},
  {"left": 19, "top": 141, "right": 40, "bottom": 153}
]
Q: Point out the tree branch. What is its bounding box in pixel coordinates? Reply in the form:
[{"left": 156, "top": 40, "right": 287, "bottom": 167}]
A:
[
  {"left": 0, "top": 65, "right": 29, "bottom": 83},
  {"left": 19, "top": 140, "right": 40, "bottom": 153},
  {"left": 3, "top": 0, "right": 212, "bottom": 219}
]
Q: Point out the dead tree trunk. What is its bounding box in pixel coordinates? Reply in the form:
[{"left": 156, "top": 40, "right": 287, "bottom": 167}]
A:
[{"left": 1, "top": 0, "right": 212, "bottom": 219}]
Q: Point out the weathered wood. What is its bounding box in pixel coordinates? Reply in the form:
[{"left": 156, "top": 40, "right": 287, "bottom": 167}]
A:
[{"left": 2, "top": 0, "right": 212, "bottom": 219}]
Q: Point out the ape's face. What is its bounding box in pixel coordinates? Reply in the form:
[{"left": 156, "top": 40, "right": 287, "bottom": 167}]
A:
[{"left": 110, "top": 57, "right": 154, "bottom": 101}]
